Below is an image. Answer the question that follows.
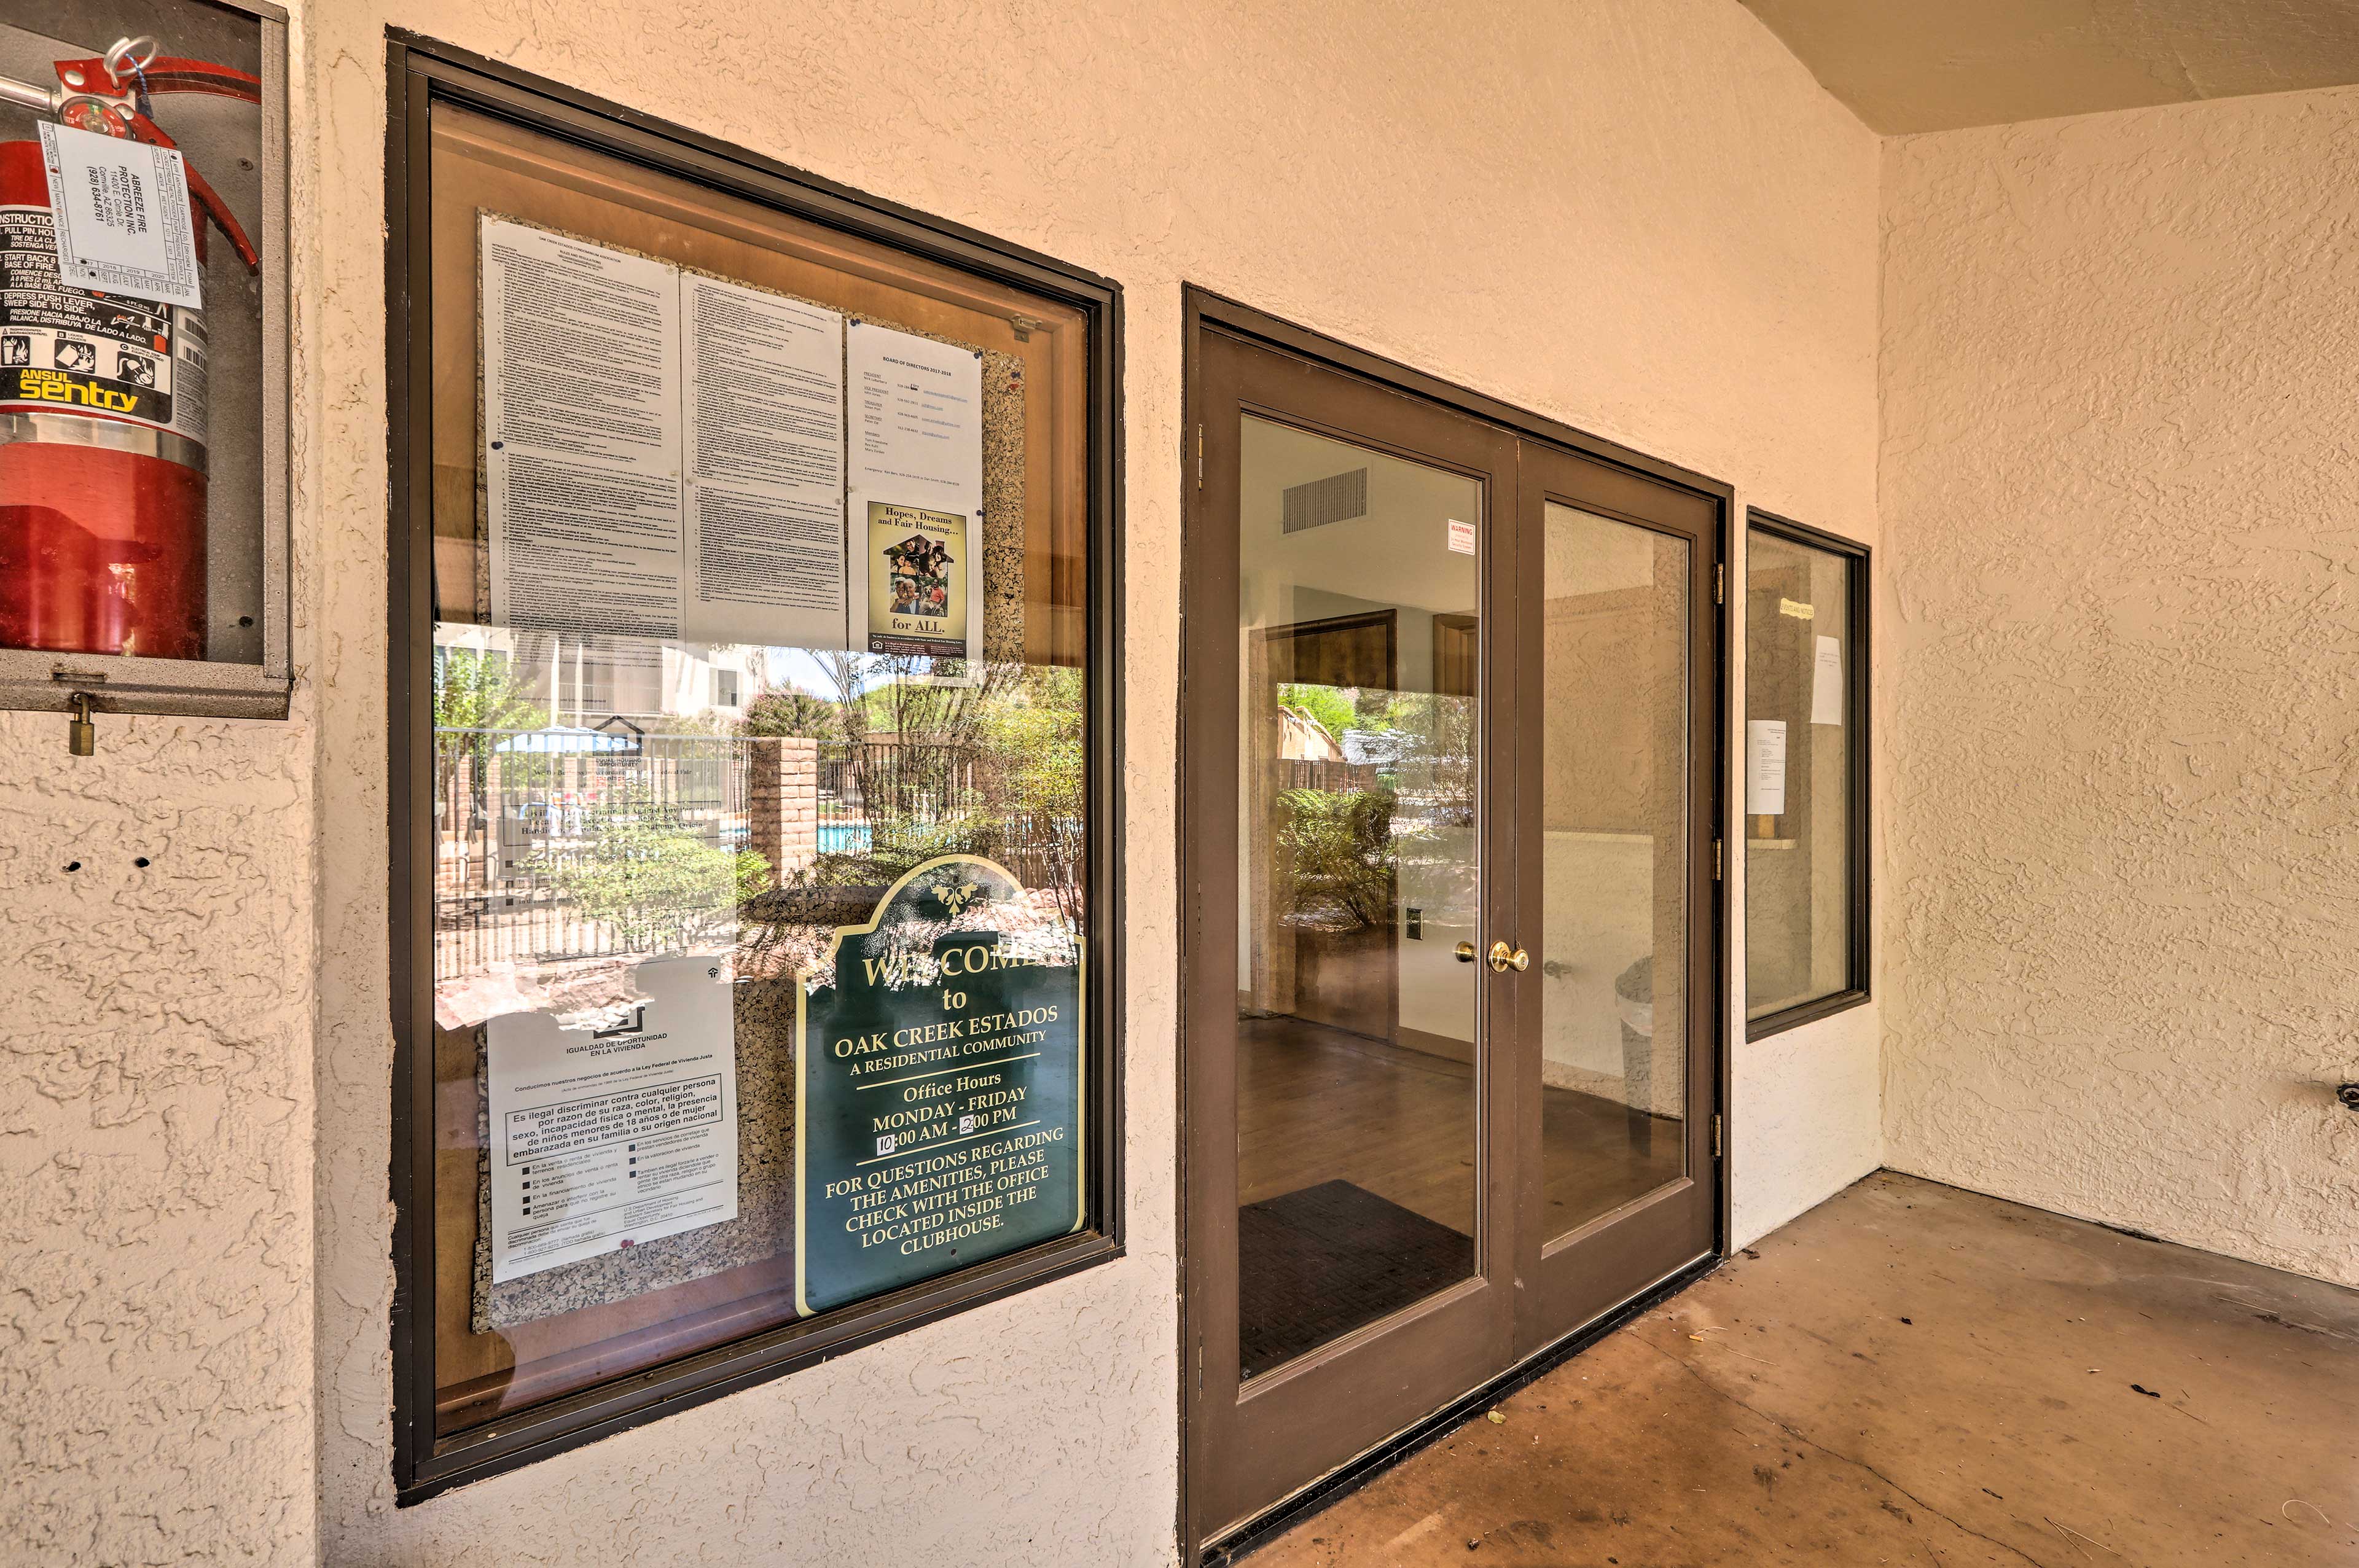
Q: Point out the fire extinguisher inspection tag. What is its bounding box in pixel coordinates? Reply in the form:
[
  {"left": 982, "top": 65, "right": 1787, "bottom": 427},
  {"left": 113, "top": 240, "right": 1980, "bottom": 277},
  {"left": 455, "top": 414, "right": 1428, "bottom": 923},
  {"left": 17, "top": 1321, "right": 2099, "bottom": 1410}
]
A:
[{"left": 36, "top": 123, "right": 203, "bottom": 310}]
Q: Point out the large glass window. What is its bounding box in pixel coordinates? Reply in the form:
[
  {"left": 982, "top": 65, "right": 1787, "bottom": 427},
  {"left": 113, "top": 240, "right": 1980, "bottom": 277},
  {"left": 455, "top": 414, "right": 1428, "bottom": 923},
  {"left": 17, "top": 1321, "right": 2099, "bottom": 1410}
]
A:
[
  {"left": 1232, "top": 415, "right": 1483, "bottom": 1377},
  {"left": 1539, "top": 505, "right": 1692, "bottom": 1233},
  {"left": 393, "top": 66, "right": 1114, "bottom": 1496},
  {"left": 1743, "top": 514, "right": 1866, "bottom": 1030}
]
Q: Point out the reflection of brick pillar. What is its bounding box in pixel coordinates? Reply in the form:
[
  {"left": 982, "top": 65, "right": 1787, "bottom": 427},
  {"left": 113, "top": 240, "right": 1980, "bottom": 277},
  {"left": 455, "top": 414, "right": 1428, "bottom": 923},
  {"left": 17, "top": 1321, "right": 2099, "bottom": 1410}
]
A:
[{"left": 746, "top": 736, "right": 820, "bottom": 884}]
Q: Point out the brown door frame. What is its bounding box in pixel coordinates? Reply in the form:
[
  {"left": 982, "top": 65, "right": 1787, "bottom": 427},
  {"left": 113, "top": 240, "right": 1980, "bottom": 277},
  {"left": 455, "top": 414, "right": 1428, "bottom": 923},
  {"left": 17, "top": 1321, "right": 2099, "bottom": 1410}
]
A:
[
  {"left": 1184, "top": 318, "right": 1525, "bottom": 1543},
  {"left": 1510, "top": 442, "right": 1724, "bottom": 1357},
  {"left": 1178, "top": 287, "right": 1732, "bottom": 1564}
]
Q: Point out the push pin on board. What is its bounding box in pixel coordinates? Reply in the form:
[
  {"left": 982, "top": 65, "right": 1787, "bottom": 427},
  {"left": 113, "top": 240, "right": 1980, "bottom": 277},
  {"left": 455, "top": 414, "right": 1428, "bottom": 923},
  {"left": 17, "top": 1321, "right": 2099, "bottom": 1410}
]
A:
[{"left": 68, "top": 692, "right": 97, "bottom": 757}]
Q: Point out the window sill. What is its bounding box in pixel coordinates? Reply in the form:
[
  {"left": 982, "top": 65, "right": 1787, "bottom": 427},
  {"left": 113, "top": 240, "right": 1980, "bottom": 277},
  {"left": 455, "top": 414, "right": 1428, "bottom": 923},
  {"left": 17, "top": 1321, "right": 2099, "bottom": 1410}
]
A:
[
  {"left": 403, "top": 1228, "right": 1124, "bottom": 1505},
  {"left": 1745, "top": 987, "right": 1868, "bottom": 1043}
]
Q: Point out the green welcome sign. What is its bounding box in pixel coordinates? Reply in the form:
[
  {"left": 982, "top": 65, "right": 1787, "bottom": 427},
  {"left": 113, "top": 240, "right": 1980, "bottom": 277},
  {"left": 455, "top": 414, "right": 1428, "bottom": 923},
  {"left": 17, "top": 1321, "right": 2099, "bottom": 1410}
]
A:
[{"left": 796, "top": 855, "right": 1085, "bottom": 1316}]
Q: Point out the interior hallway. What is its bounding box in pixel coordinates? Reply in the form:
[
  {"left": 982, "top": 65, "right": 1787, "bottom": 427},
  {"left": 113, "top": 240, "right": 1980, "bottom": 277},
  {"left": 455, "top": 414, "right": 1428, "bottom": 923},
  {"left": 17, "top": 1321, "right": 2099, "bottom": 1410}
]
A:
[
  {"left": 1248, "top": 1172, "right": 2359, "bottom": 1566},
  {"left": 1238, "top": 1015, "right": 1684, "bottom": 1233}
]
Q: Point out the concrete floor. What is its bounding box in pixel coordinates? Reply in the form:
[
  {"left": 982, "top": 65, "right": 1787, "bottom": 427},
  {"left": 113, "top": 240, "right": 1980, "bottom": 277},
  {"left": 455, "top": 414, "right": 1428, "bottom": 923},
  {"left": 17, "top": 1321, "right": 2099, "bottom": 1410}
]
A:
[{"left": 1250, "top": 1172, "right": 2359, "bottom": 1567}]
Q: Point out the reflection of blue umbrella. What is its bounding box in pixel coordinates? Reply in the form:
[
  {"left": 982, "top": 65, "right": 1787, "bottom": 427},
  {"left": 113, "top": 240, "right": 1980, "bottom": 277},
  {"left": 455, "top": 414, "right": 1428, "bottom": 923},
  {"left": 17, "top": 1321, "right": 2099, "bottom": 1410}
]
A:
[
  {"left": 1342, "top": 727, "right": 1415, "bottom": 766},
  {"left": 493, "top": 727, "right": 636, "bottom": 754}
]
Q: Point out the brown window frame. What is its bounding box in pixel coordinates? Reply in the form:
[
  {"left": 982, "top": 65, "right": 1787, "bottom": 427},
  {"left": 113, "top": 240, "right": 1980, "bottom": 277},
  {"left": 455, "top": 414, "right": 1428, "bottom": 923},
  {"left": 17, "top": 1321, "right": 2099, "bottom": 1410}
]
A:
[
  {"left": 384, "top": 33, "right": 1126, "bottom": 1504},
  {"left": 1742, "top": 508, "right": 1870, "bottom": 1041}
]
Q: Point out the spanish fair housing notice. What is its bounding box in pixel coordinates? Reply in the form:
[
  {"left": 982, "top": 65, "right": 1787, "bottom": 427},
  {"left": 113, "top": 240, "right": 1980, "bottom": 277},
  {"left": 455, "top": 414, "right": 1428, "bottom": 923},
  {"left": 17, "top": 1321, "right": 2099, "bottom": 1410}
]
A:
[
  {"left": 486, "top": 958, "right": 740, "bottom": 1282},
  {"left": 482, "top": 217, "right": 851, "bottom": 649}
]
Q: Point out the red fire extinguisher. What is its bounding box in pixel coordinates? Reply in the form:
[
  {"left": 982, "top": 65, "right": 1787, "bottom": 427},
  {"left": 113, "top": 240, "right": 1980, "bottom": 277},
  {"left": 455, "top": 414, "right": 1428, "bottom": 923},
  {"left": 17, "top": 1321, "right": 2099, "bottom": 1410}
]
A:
[{"left": 0, "top": 36, "right": 260, "bottom": 661}]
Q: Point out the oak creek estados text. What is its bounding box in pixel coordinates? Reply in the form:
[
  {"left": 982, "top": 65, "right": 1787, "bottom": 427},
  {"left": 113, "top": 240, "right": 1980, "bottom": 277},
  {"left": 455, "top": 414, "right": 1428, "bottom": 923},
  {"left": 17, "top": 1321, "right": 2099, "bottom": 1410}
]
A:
[{"left": 829, "top": 1005, "right": 1063, "bottom": 1059}]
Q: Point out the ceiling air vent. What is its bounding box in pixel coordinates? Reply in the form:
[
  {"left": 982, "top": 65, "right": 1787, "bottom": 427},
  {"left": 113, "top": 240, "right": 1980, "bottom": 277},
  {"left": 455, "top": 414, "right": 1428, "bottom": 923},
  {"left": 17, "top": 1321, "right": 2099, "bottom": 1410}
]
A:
[{"left": 1281, "top": 467, "right": 1369, "bottom": 534}]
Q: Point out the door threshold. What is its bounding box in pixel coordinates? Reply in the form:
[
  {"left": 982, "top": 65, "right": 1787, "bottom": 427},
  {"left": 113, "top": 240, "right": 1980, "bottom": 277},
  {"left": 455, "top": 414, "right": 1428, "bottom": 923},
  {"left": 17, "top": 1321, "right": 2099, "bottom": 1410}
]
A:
[{"left": 1197, "top": 1250, "right": 1719, "bottom": 1566}]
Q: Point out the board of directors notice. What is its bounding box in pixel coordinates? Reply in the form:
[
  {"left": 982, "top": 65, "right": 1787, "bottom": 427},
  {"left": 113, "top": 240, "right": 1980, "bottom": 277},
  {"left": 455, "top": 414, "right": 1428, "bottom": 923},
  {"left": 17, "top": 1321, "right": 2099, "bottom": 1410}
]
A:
[{"left": 479, "top": 215, "right": 984, "bottom": 660}]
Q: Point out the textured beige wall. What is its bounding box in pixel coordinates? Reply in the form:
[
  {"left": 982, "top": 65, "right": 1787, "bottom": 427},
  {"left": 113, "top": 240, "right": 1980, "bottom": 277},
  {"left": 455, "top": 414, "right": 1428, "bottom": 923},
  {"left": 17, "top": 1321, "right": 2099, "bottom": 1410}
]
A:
[
  {"left": 0, "top": 721, "right": 319, "bottom": 1566},
  {"left": 3, "top": 1, "right": 1881, "bottom": 1562},
  {"left": 1880, "top": 84, "right": 2359, "bottom": 1288},
  {"left": 0, "top": 11, "right": 322, "bottom": 1562}
]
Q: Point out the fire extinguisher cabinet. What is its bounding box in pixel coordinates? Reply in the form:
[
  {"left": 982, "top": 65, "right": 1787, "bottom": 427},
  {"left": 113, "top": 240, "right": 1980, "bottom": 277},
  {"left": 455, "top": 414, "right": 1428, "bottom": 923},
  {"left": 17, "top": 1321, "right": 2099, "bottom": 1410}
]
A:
[{"left": 0, "top": 0, "right": 289, "bottom": 720}]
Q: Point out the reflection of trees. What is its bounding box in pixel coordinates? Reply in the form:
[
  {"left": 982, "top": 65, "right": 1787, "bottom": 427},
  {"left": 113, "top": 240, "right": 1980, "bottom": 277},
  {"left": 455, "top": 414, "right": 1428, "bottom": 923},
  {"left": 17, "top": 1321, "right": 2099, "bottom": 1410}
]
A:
[
  {"left": 737, "top": 685, "right": 837, "bottom": 738},
  {"left": 801, "top": 652, "right": 1020, "bottom": 825},
  {"left": 1381, "top": 693, "right": 1478, "bottom": 927},
  {"left": 737, "top": 659, "right": 1087, "bottom": 971},
  {"left": 976, "top": 664, "right": 1086, "bottom": 930},
  {"left": 532, "top": 786, "right": 770, "bottom": 954},
  {"left": 432, "top": 648, "right": 546, "bottom": 835},
  {"left": 1277, "top": 682, "right": 1359, "bottom": 745},
  {"left": 1276, "top": 787, "right": 1396, "bottom": 932},
  {"left": 1265, "top": 686, "right": 1480, "bottom": 941},
  {"left": 1379, "top": 691, "right": 1476, "bottom": 829}
]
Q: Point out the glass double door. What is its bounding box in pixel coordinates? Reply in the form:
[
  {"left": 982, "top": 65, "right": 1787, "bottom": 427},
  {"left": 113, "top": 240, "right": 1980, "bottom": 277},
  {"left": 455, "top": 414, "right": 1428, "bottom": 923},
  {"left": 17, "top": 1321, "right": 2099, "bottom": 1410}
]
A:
[{"left": 1183, "top": 327, "right": 1720, "bottom": 1549}]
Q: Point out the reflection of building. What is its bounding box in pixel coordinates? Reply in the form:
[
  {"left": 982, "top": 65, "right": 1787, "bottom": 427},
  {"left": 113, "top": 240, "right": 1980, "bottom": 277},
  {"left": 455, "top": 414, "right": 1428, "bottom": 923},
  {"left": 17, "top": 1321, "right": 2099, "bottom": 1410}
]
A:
[
  {"left": 1275, "top": 704, "right": 1342, "bottom": 761},
  {"left": 432, "top": 625, "right": 756, "bottom": 723}
]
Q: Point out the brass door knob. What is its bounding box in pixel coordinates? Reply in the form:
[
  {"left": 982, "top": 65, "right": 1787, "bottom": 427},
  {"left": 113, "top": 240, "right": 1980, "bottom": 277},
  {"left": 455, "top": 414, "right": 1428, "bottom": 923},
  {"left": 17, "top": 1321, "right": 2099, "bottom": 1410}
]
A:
[
  {"left": 1454, "top": 942, "right": 1477, "bottom": 963},
  {"left": 1488, "top": 940, "right": 1529, "bottom": 973}
]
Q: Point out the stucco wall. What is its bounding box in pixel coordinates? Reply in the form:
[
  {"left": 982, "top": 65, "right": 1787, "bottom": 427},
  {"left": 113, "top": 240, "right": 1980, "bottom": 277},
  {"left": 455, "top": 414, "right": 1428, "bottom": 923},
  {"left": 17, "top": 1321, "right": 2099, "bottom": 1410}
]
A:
[
  {"left": 4, "top": 1, "right": 1882, "bottom": 1563},
  {"left": 1880, "top": 84, "right": 2359, "bottom": 1287},
  {"left": 0, "top": 14, "right": 322, "bottom": 1563},
  {"left": 0, "top": 717, "right": 319, "bottom": 1566}
]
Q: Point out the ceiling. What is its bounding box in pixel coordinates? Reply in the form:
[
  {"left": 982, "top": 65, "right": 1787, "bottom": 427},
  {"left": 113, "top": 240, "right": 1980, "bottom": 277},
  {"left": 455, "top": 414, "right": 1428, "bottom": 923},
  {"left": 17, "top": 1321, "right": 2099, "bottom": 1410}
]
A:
[{"left": 1739, "top": 0, "right": 2359, "bottom": 133}]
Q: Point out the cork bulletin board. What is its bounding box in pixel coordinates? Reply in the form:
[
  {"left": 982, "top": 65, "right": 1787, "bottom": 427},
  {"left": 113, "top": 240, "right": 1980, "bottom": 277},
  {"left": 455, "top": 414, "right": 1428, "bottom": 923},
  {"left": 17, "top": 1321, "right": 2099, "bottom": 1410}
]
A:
[{"left": 421, "top": 104, "right": 1095, "bottom": 1432}]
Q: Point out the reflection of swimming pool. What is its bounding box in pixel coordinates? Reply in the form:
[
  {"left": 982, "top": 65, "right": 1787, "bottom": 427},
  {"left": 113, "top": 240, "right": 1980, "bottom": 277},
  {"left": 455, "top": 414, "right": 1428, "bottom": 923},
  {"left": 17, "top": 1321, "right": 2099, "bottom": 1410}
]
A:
[{"left": 818, "top": 822, "right": 872, "bottom": 854}]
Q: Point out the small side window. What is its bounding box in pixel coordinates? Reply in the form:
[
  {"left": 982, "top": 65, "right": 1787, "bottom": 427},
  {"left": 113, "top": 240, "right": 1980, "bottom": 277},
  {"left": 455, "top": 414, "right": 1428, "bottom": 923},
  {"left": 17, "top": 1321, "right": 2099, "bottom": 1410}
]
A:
[{"left": 1743, "top": 513, "right": 1868, "bottom": 1035}]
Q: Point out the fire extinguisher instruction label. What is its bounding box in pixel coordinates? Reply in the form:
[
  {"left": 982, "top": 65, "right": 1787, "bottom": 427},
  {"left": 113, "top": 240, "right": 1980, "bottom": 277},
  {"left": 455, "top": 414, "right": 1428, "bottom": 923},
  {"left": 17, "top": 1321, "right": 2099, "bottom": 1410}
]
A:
[
  {"left": 34, "top": 122, "right": 203, "bottom": 310},
  {"left": 0, "top": 205, "right": 203, "bottom": 443}
]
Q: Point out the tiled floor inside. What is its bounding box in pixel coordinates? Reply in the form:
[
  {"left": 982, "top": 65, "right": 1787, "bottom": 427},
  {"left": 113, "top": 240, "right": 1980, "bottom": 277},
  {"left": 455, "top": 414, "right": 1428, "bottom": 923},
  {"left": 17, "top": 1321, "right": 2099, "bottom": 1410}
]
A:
[{"left": 1249, "top": 1172, "right": 2359, "bottom": 1567}]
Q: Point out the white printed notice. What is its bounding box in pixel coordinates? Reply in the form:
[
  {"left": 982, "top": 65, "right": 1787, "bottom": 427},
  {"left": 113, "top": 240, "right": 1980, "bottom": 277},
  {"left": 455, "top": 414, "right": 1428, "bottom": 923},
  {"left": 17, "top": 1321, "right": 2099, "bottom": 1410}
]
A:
[
  {"left": 847, "top": 321, "right": 984, "bottom": 665},
  {"left": 683, "top": 275, "right": 848, "bottom": 647},
  {"left": 485, "top": 956, "right": 739, "bottom": 1283},
  {"left": 484, "top": 217, "right": 853, "bottom": 647},
  {"left": 37, "top": 122, "right": 203, "bottom": 308},
  {"left": 1811, "top": 634, "right": 1845, "bottom": 725},
  {"left": 485, "top": 219, "right": 685, "bottom": 639},
  {"left": 1746, "top": 719, "right": 1788, "bottom": 816}
]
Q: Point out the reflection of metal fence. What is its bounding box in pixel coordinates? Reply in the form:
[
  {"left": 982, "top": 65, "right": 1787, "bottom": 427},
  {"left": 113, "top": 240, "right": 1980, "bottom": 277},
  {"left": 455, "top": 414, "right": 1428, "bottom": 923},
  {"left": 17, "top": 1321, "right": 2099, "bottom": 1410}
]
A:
[
  {"left": 818, "top": 741, "right": 984, "bottom": 829},
  {"left": 821, "top": 739, "right": 1078, "bottom": 908},
  {"left": 433, "top": 728, "right": 748, "bottom": 980},
  {"left": 1276, "top": 758, "right": 1383, "bottom": 794},
  {"left": 434, "top": 730, "right": 1085, "bottom": 981}
]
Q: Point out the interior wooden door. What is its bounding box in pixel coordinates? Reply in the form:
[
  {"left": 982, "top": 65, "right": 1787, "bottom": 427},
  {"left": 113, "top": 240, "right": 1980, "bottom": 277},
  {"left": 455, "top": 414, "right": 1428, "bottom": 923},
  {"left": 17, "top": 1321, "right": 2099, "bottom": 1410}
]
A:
[
  {"left": 1257, "top": 610, "right": 1401, "bottom": 1042},
  {"left": 1183, "top": 325, "right": 1524, "bottom": 1545},
  {"left": 1509, "top": 440, "right": 1721, "bottom": 1354}
]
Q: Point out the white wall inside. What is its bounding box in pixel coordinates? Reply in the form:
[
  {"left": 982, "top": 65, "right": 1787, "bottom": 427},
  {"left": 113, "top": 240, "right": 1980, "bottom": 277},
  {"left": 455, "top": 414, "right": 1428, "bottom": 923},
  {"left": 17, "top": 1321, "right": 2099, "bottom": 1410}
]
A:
[{"left": 1539, "top": 832, "right": 1675, "bottom": 1106}]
